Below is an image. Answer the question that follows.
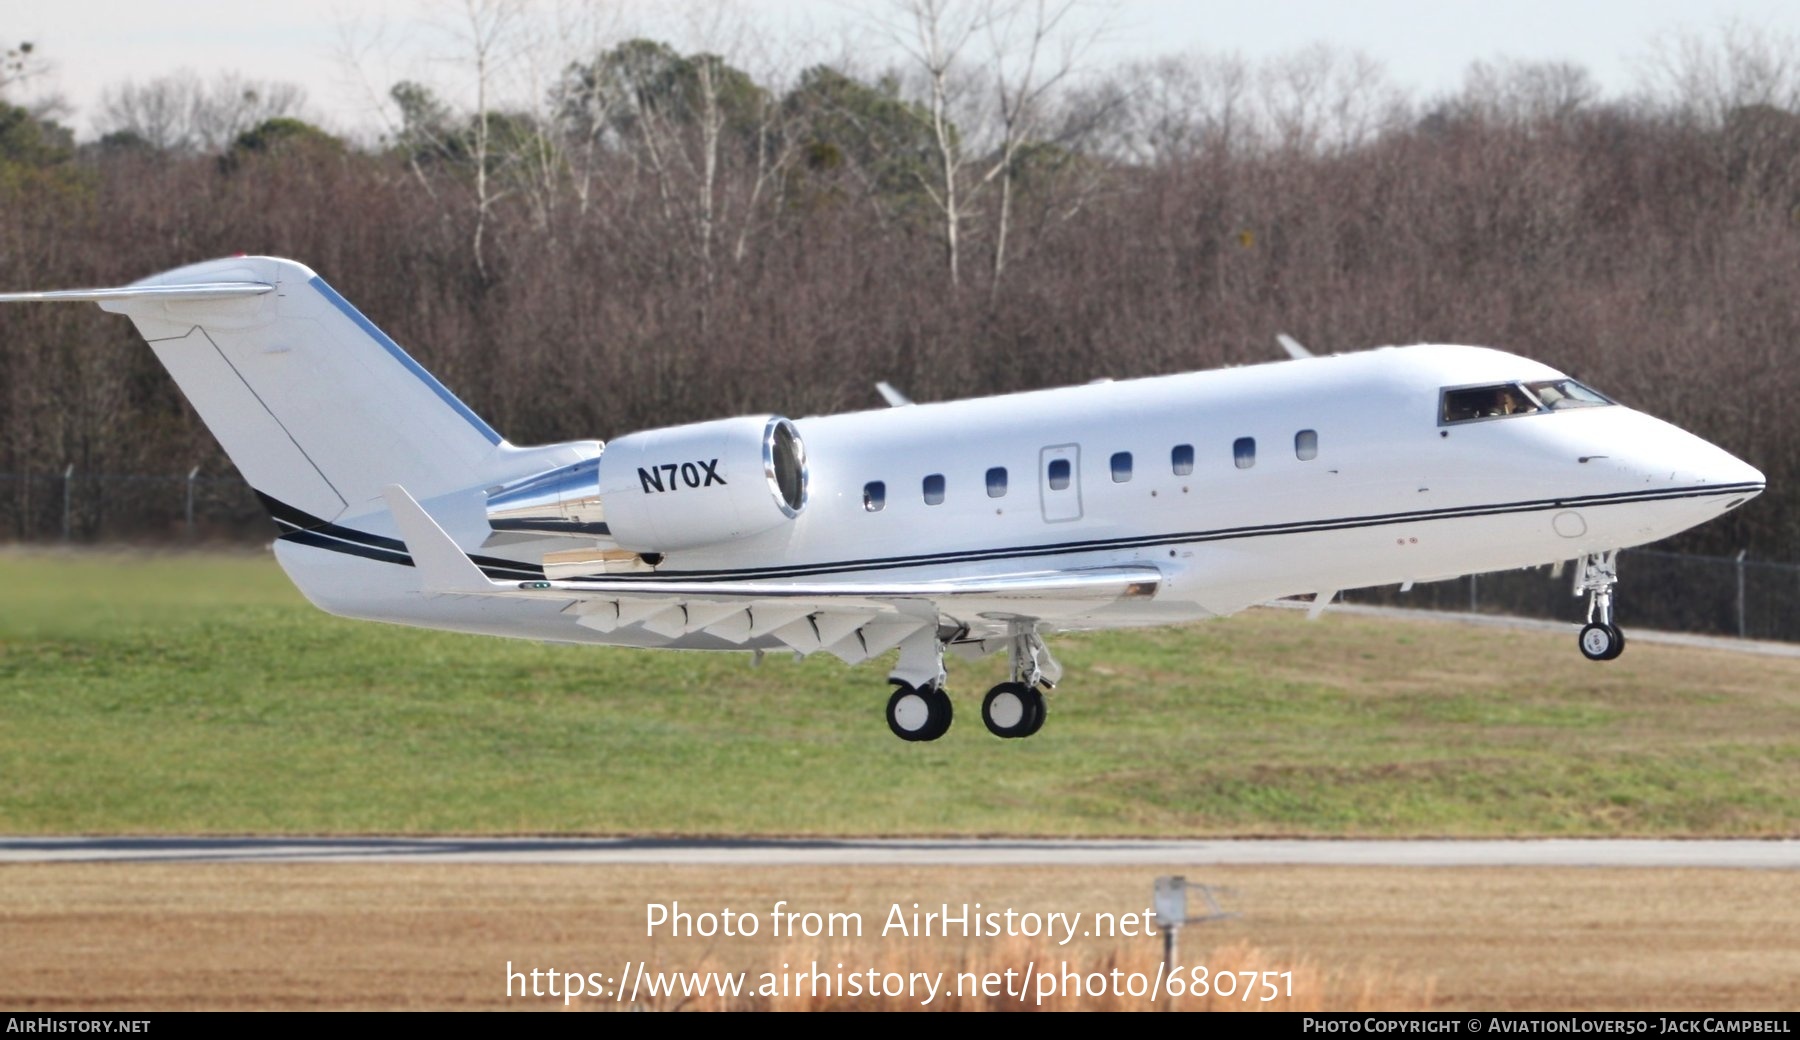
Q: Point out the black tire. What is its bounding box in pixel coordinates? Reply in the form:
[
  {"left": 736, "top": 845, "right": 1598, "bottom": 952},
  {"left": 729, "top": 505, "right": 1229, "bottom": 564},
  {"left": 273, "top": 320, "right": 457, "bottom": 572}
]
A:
[
  {"left": 1578, "top": 622, "right": 1621, "bottom": 662},
  {"left": 921, "top": 685, "right": 954, "bottom": 741},
  {"left": 1022, "top": 690, "right": 1048, "bottom": 737},
  {"left": 982, "top": 682, "right": 1045, "bottom": 738}
]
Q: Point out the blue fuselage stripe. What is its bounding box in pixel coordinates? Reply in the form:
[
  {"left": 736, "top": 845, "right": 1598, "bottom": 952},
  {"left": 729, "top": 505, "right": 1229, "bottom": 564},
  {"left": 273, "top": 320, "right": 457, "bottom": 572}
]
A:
[{"left": 308, "top": 275, "right": 504, "bottom": 446}]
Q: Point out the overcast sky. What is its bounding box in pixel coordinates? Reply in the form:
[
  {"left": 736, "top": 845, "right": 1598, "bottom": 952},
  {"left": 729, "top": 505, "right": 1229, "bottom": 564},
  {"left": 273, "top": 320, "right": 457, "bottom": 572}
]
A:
[{"left": 13, "top": 0, "right": 1800, "bottom": 139}]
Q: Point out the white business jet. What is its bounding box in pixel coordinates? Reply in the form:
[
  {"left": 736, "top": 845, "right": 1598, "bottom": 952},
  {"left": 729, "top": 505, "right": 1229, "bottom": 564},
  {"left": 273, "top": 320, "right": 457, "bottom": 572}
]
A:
[{"left": 0, "top": 257, "right": 1766, "bottom": 741}]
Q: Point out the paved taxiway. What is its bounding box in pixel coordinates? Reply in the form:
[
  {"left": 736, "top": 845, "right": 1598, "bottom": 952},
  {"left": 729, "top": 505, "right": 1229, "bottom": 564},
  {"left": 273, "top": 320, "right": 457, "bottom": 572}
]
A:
[{"left": 2, "top": 837, "right": 1795, "bottom": 868}]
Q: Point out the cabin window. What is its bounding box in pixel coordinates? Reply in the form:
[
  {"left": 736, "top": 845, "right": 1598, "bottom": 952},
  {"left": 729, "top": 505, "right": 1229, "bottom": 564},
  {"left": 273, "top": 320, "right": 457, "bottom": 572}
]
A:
[
  {"left": 863, "top": 481, "right": 886, "bottom": 512},
  {"left": 923, "top": 473, "right": 946, "bottom": 505},
  {"left": 1233, "top": 437, "right": 1256, "bottom": 469},
  {"left": 986, "top": 467, "right": 1008, "bottom": 498},
  {"left": 1295, "top": 429, "right": 1318, "bottom": 461},
  {"left": 1110, "top": 452, "right": 1133, "bottom": 483},
  {"left": 1171, "top": 444, "right": 1194, "bottom": 476},
  {"left": 1440, "top": 383, "right": 1542, "bottom": 424},
  {"left": 1048, "top": 458, "right": 1072, "bottom": 490}
]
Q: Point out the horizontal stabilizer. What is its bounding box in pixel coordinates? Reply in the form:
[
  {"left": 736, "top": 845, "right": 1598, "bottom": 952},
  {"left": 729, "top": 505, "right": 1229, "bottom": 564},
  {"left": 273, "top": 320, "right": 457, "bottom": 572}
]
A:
[
  {"left": 0, "top": 282, "right": 272, "bottom": 303},
  {"left": 382, "top": 485, "right": 502, "bottom": 595}
]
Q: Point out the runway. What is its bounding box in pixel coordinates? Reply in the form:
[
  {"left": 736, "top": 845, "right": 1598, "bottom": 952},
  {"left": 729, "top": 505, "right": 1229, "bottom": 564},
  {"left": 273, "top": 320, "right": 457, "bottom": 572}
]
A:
[{"left": 2, "top": 836, "right": 1796, "bottom": 867}]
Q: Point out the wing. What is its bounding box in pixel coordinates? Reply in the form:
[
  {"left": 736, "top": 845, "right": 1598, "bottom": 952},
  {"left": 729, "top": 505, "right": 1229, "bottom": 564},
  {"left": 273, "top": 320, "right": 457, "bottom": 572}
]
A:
[{"left": 383, "top": 485, "right": 1160, "bottom": 663}]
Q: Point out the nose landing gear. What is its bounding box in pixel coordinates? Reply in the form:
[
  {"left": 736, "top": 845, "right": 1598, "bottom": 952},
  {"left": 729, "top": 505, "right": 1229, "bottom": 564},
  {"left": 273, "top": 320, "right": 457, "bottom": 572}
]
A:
[{"left": 1574, "top": 550, "right": 1626, "bottom": 661}]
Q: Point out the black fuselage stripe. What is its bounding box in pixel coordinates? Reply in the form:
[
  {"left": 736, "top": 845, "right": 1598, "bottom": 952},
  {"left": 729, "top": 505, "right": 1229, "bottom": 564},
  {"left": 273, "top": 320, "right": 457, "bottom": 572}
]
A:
[
  {"left": 258, "top": 490, "right": 546, "bottom": 578},
  {"left": 268, "top": 482, "right": 1760, "bottom": 582},
  {"left": 576, "top": 482, "right": 1763, "bottom": 582},
  {"left": 282, "top": 530, "right": 415, "bottom": 567},
  {"left": 278, "top": 527, "right": 543, "bottom": 579}
]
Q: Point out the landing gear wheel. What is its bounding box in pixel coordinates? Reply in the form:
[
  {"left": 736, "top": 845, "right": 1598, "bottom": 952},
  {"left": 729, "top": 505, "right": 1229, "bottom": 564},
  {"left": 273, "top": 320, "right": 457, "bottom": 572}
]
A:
[
  {"left": 887, "top": 683, "right": 953, "bottom": 741},
  {"left": 1578, "top": 622, "right": 1625, "bottom": 662},
  {"left": 981, "top": 681, "right": 1046, "bottom": 739}
]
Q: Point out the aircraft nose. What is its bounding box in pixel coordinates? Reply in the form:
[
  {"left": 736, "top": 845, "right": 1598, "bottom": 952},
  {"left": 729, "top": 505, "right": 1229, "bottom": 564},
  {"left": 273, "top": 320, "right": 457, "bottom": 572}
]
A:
[
  {"left": 1719, "top": 452, "right": 1766, "bottom": 493},
  {"left": 1598, "top": 411, "right": 1764, "bottom": 495},
  {"left": 1692, "top": 443, "right": 1764, "bottom": 521},
  {"left": 1678, "top": 429, "right": 1764, "bottom": 495}
]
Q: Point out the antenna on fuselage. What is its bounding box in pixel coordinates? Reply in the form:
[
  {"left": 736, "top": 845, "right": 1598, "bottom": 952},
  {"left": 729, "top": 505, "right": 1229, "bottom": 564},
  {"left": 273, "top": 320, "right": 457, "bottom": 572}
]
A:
[
  {"left": 1276, "top": 333, "right": 1314, "bottom": 360},
  {"left": 875, "top": 381, "right": 913, "bottom": 407}
]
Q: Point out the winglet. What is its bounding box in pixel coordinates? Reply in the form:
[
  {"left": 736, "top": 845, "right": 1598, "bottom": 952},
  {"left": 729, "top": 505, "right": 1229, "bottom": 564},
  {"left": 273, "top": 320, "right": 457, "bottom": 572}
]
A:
[
  {"left": 1276, "top": 333, "right": 1314, "bottom": 360},
  {"left": 875, "top": 381, "right": 913, "bottom": 407},
  {"left": 382, "top": 484, "right": 501, "bottom": 594}
]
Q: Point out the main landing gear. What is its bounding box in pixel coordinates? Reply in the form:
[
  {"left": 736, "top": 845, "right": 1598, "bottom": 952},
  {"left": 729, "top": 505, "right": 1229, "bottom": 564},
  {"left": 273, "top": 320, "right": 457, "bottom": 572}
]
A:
[
  {"left": 1574, "top": 550, "right": 1626, "bottom": 661},
  {"left": 882, "top": 622, "right": 1059, "bottom": 742},
  {"left": 979, "top": 623, "right": 1056, "bottom": 739}
]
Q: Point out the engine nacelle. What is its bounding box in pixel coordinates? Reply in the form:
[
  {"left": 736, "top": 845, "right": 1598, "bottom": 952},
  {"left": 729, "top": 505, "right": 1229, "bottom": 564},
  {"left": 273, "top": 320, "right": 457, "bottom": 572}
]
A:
[
  {"left": 600, "top": 415, "right": 806, "bottom": 551},
  {"left": 485, "top": 416, "right": 807, "bottom": 554}
]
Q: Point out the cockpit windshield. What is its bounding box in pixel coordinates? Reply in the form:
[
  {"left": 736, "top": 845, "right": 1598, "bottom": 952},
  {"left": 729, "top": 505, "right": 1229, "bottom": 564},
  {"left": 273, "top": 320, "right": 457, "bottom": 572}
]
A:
[
  {"left": 1440, "top": 379, "right": 1613, "bottom": 424},
  {"left": 1523, "top": 379, "right": 1612, "bottom": 410}
]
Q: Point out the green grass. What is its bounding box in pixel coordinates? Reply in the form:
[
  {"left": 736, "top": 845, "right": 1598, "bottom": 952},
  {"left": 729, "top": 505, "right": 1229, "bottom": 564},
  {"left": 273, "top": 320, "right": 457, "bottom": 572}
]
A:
[{"left": 1, "top": 550, "right": 1795, "bottom": 836}]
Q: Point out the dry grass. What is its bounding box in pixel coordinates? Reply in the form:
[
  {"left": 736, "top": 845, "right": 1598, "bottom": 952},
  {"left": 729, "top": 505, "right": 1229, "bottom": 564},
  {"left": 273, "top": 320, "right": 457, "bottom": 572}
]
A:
[
  {"left": 1, "top": 862, "right": 1794, "bottom": 1011},
  {"left": 596, "top": 938, "right": 1432, "bottom": 1011}
]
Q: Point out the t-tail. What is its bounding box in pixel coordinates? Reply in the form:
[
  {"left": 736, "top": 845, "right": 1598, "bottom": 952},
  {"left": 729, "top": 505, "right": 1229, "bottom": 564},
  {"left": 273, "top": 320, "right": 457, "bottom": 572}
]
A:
[{"left": 0, "top": 256, "right": 592, "bottom": 620}]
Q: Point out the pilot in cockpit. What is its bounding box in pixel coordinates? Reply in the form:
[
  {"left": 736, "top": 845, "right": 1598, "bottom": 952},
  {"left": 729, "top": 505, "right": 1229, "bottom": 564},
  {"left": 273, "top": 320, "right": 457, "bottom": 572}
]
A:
[{"left": 1480, "top": 386, "right": 1536, "bottom": 417}]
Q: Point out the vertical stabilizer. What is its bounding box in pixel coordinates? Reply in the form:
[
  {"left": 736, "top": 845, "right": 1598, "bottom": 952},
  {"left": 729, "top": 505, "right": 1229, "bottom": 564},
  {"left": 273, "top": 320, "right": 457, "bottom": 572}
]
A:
[{"left": 89, "top": 256, "right": 504, "bottom": 524}]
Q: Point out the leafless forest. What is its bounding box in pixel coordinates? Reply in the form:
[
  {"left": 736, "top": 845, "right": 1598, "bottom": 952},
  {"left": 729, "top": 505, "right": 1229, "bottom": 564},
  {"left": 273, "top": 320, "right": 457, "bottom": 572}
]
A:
[{"left": 0, "top": 12, "right": 1795, "bottom": 562}]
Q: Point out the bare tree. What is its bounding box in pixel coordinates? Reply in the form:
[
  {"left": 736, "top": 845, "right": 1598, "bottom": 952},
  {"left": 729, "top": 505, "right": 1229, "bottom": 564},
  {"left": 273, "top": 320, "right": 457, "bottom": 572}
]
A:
[
  {"left": 1080, "top": 50, "right": 1254, "bottom": 164},
  {"left": 1256, "top": 44, "right": 1407, "bottom": 154},
  {"left": 446, "top": 0, "right": 530, "bottom": 281},
  {"left": 195, "top": 74, "right": 308, "bottom": 151},
  {"left": 96, "top": 71, "right": 307, "bottom": 152},
  {"left": 1455, "top": 58, "right": 1598, "bottom": 126},
  {"left": 1638, "top": 21, "right": 1800, "bottom": 126},
  {"left": 1637, "top": 23, "right": 1800, "bottom": 208},
  {"left": 876, "top": 0, "right": 989, "bottom": 287},
  {"left": 870, "top": 0, "right": 1106, "bottom": 290},
  {"left": 96, "top": 74, "right": 193, "bottom": 150},
  {"left": 555, "top": 16, "right": 804, "bottom": 327},
  {"left": 978, "top": 0, "right": 1106, "bottom": 289}
]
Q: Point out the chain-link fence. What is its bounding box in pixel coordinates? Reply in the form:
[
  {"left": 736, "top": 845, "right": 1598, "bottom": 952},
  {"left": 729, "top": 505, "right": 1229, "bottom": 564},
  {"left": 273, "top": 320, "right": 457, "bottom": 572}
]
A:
[
  {"left": 5, "top": 469, "right": 1798, "bottom": 642},
  {"left": 2, "top": 470, "right": 269, "bottom": 543},
  {"left": 1340, "top": 549, "right": 1800, "bottom": 643}
]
